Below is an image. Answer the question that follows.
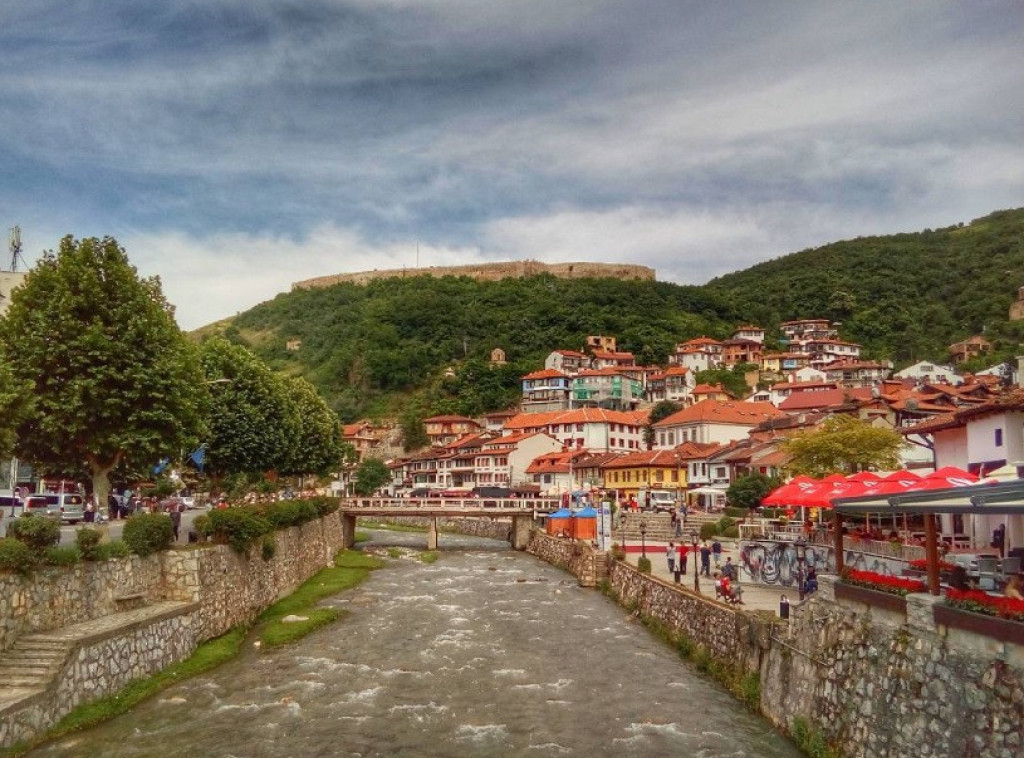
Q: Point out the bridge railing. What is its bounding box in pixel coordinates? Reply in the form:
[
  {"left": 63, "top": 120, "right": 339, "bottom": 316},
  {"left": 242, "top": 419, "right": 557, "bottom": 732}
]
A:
[{"left": 341, "top": 497, "right": 560, "bottom": 512}]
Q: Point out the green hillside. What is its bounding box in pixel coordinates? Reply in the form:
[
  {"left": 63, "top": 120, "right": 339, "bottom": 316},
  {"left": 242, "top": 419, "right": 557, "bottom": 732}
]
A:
[
  {"left": 218, "top": 207, "right": 1024, "bottom": 421},
  {"left": 704, "top": 207, "right": 1024, "bottom": 362}
]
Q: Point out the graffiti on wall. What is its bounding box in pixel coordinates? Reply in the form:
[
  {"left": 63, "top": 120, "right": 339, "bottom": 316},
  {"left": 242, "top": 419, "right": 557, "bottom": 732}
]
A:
[{"left": 739, "top": 540, "right": 900, "bottom": 588}]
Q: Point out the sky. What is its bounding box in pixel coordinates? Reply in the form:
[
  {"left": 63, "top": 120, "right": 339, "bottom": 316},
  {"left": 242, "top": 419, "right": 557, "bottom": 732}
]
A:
[{"left": 2, "top": 1, "right": 1022, "bottom": 330}]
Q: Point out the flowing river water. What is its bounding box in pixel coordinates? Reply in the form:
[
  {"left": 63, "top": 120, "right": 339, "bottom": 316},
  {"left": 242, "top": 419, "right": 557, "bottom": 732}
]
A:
[{"left": 29, "top": 530, "right": 802, "bottom": 758}]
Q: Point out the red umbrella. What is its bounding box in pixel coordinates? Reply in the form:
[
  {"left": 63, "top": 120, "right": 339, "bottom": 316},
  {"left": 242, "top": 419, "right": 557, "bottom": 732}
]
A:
[
  {"left": 820, "top": 473, "right": 847, "bottom": 483},
  {"left": 761, "top": 476, "right": 817, "bottom": 506},
  {"left": 929, "top": 465, "right": 974, "bottom": 483}
]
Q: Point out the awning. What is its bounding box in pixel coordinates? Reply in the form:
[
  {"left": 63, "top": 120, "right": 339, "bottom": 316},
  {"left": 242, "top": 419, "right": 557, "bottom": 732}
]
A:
[{"left": 832, "top": 479, "right": 1024, "bottom": 515}]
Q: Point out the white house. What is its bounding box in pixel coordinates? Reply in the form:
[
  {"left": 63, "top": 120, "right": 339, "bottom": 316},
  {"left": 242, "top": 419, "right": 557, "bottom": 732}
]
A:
[
  {"left": 652, "top": 399, "right": 786, "bottom": 448},
  {"left": 503, "top": 408, "right": 647, "bottom": 453},
  {"left": 893, "top": 361, "right": 963, "bottom": 386}
]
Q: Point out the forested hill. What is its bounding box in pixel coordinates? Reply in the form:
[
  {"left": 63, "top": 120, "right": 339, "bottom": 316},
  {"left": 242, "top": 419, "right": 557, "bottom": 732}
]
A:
[
  {"left": 704, "top": 207, "right": 1024, "bottom": 361},
  {"left": 218, "top": 207, "right": 1024, "bottom": 421}
]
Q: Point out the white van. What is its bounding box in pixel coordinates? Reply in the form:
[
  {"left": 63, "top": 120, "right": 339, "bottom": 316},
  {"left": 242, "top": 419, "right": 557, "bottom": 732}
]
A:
[
  {"left": 641, "top": 490, "right": 677, "bottom": 513},
  {"left": 25, "top": 493, "right": 85, "bottom": 524}
]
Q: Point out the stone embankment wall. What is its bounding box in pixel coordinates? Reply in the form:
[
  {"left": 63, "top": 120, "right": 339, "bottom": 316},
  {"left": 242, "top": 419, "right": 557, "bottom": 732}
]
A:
[
  {"left": 4, "top": 605, "right": 198, "bottom": 748},
  {"left": 761, "top": 575, "right": 1024, "bottom": 758},
  {"left": 527, "top": 530, "right": 1024, "bottom": 758},
  {"left": 0, "top": 513, "right": 347, "bottom": 749},
  {"left": 164, "top": 515, "right": 343, "bottom": 642},
  {"left": 0, "top": 515, "right": 344, "bottom": 654},
  {"left": 293, "top": 260, "right": 655, "bottom": 290},
  {"left": 0, "top": 555, "right": 164, "bottom": 653}
]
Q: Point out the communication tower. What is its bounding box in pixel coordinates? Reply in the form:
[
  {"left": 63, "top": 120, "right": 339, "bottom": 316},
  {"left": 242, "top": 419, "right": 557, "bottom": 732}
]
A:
[{"left": 8, "top": 226, "right": 26, "bottom": 271}]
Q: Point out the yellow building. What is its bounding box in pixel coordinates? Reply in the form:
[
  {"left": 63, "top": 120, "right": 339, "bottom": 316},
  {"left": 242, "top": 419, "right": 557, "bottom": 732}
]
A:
[{"left": 600, "top": 450, "right": 687, "bottom": 500}]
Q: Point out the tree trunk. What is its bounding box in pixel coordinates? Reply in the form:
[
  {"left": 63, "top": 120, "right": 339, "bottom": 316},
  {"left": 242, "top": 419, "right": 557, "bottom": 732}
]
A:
[{"left": 87, "top": 451, "right": 122, "bottom": 515}]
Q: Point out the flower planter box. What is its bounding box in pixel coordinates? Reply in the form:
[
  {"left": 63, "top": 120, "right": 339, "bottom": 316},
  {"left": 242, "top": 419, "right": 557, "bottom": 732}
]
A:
[
  {"left": 933, "top": 604, "right": 1024, "bottom": 645},
  {"left": 835, "top": 581, "right": 908, "bottom": 613}
]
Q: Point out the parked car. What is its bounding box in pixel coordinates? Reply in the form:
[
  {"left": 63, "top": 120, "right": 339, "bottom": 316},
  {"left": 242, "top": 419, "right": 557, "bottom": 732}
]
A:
[
  {"left": 24, "top": 493, "right": 85, "bottom": 524},
  {"left": 0, "top": 494, "right": 23, "bottom": 517}
]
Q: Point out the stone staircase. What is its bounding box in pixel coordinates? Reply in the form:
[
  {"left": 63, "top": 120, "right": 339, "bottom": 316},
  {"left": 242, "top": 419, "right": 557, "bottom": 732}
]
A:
[
  {"left": 619, "top": 511, "right": 726, "bottom": 541},
  {"left": 0, "top": 636, "right": 69, "bottom": 692}
]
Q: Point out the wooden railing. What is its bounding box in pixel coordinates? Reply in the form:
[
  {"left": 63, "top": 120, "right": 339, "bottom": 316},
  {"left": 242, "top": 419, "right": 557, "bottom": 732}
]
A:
[{"left": 341, "top": 497, "right": 560, "bottom": 512}]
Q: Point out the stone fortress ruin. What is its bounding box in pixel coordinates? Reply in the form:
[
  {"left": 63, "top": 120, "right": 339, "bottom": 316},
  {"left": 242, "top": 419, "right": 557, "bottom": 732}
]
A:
[{"left": 292, "top": 260, "right": 656, "bottom": 290}]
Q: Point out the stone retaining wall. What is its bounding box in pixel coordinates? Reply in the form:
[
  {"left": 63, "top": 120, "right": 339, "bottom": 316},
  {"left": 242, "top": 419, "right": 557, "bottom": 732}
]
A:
[
  {"left": 760, "top": 575, "right": 1024, "bottom": 758},
  {"left": 527, "top": 528, "right": 1024, "bottom": 758},
  {"left": 1, "top": 605, "right": 197, "bottom": 748},
  {"left": 0, "top": 513, "right": 346, "bottom": 653},
  {"left": 0, "top": 556, "right": 164, "bottom": 654}
]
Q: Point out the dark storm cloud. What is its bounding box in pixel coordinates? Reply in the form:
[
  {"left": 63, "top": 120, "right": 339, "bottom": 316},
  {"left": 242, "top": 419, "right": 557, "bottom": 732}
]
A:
[{"left": 0, "top": 1, "right": 1021, "bottom": 327}]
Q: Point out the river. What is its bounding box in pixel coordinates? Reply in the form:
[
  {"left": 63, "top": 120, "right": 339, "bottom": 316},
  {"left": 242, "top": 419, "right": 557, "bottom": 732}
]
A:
[{"left": 30, "top": 530, "right": 802, "bottom": 758}]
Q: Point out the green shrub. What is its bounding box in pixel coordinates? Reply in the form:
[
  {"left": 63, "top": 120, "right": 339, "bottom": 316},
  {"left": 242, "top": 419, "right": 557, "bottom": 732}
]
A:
[
  {"left": 206, "top": 507, "right": 272, "bottom": 552},
  {"left": 263, "top": 500, "right": 303, "bottom": 528},
  {"left": 637, "top": 556, "right": 652, "bottom": 574},
  {"left": 45, "top": 545, "right": 81, "bottom": 566},
  {"left": 0, "top": 537, "right": 38, "bottom": 573},
  {"left": 699, "top": 522, "right": 719, "bottom": 540},
  {"left": 97, "top": 541, "right": 130, "bottom": 560},
  {"left": 123, "top": 512, "right": 174, "bottom": 556},
  {"left": 723, "top": 525, "right": 739, "bottom": 539},
  {"left": 723, "top": 507, "right": 747, "bottom": 519},
  {"left": 308, "top": 495, "right": 339, "bottom": 516},
  {"left": 8, "top": 514, "right": 61, "bottom": 549},
  {"left": 76, "top": 528, "right": 103, "bottom": 560},
  {"left": 261, "top": 534, "right": 276, "bottom": 561},
  {"left": 193, "top": 514, "right": 211, "bottom": 538},
  {"left": 718, "top": 516, "right": 736, "bottom": 530}
]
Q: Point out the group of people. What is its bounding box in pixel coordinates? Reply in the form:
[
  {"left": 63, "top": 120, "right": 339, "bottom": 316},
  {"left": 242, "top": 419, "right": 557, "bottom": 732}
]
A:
[{"left": 663, "top": 539, "right": 742, "bottom": 603}]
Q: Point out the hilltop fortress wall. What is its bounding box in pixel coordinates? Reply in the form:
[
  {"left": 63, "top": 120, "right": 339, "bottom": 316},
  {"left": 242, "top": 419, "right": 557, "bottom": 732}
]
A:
[{"left": 292, "top": 260, "right": 656, "bottom": 290}]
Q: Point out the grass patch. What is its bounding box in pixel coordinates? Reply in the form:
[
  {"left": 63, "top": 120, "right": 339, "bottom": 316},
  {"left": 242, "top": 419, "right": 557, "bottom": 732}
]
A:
[
  {"left": 259, "top": 607, "right": 343, "bottom": 648},
  {"left": 354, "top": 529, "right": 371, "bottom": 542},
  {"left": 419, "top": 551, "right": 439, "bottom": 564},
  {"left": 256, "top": 549, "right": 385, "bottom": 645},
  {"left": 387, "top": 547, "right": 403, "bottom": 559},
  {"left": 0, "top": 628, "right": 247, "bottom": 757}
]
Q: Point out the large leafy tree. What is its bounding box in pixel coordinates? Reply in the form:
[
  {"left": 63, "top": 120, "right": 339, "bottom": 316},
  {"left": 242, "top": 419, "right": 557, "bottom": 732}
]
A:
[
  {"left": 281, "top": 375, "right": 345, "bottom": 477},
  {"left": 779, "top": 415, "right": 905, "bottom": 477},
  {"left": 0, "top": 357, "right": 31, "bottom": 461},
  {"left": 0, "top": 236, "right": 206, "bottom": 506},
  {"left": 199, "top": 337, "right": 300, "bottom": 480}
]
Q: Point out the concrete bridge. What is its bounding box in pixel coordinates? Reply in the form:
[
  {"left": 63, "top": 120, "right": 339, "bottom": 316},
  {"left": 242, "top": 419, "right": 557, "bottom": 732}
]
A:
[{"left": 338, "top": 497, "right": 560, "bottom": 550}]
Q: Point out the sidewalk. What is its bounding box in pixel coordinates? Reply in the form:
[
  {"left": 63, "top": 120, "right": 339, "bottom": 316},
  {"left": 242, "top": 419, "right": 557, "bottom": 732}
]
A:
[{"left": 622, "top": 538, "right": 798, "bottom": 615}]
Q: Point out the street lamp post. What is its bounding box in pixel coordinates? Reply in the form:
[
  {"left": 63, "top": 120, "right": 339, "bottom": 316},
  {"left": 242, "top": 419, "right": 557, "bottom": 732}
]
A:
[
  {"left": 639, "top": 520, "right": 648, "bottom": 558},
  {"left": 691, "top": 531, "right": 700, "bottom": 592},
  {"left": 795, "top": 537, "right": 807, "bottom": 601}
]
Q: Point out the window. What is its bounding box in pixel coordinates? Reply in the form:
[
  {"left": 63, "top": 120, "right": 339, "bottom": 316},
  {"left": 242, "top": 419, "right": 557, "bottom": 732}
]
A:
[{"left": 995, "top": 428, "right": 1004, "bottom": 447}]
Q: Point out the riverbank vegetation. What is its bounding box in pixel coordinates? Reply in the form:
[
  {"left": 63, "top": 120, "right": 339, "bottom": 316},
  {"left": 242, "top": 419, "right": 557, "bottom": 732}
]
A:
[{"left": 258, "top": 549, "right": 385, "bottom": 647}]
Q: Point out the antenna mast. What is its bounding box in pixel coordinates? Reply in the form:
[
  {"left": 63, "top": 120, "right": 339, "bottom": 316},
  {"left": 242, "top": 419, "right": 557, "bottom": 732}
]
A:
[{"left": 8, "top": 226, "right": 24, "bottom": 271}]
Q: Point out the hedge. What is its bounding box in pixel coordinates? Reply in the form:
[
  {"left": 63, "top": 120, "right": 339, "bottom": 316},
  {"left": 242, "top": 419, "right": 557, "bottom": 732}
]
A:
[{"left": 123, "top": 513, "right": 174, "bottom": 556}]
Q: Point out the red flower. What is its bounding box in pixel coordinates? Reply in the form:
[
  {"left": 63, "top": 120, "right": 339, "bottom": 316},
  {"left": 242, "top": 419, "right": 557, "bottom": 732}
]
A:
[
  {"left": 945, "top": 588, "right": 1024, "bottom": 623},
  {"left": 842, "top": 568, "right": 925, "bottom": 596}
]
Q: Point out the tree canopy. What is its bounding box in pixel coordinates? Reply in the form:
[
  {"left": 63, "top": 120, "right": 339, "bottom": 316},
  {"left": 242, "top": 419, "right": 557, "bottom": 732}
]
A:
[
  {"left": 727, "top": 472, "right": 783, "bottom": 511},
  {"left": 0, "top": 236, "right": 207, "bottom": 505},
  {"left": 353, "top": 458, "right": 390, "bottom": 496},
  {"left": 779, "top": 415, "right": 906, "bottom": 478}
]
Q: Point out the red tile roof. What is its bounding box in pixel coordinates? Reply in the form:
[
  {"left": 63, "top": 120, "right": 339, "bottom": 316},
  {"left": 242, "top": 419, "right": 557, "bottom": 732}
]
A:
[
  {"left": 654, "top": 399, "right": 786, "bottom": 427},
  {"left": 600, "top": 450, "right": 684, "bottom": 469},
  {"left": 522, "top": 368, "right": 568, "bottom": 380}
]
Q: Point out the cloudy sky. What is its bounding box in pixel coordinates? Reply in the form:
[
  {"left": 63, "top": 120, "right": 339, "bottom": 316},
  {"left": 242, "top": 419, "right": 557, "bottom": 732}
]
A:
[{"left": 2, "top": 2, "right": 1022, "bottom": 330}]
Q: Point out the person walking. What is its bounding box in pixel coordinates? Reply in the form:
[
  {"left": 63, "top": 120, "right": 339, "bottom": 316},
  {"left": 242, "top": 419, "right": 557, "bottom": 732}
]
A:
[
  {"left": 666, "top": 542, "right": 676, "bottom": 575},
  {"left": 700, "top": 541, "right": 712, "bottom": 577},
  {"left": 711, "top": 539, "right": 723, "bottom": 570},
  {"left": 677, "top": 542, "right": 689, "bottom": 575},
  {"left": 169, "top": 504, "right": 182, "bottom": 543}
]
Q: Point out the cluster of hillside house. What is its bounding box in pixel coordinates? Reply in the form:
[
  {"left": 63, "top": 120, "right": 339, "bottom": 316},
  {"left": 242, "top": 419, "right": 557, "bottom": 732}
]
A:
[{"left": 341, "top": 320, "right": 1019, "bottom": 505}]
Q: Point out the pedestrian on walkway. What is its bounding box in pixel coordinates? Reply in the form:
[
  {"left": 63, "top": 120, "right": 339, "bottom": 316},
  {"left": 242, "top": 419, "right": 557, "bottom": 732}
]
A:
[
  {"left": 700, "top": 541, "right": 712, "bottom": 576},
  {"left": 169, "top": 505, "right": 182, "bottom": 542},
  {"left": 711, "top": 539, "right": 722, "bottom": 569},
  {"left": 666, "top": 542, "right": 676, "bottom": 574},
  {"left": 677, "top": 542, "right": 689, "bottom": 575}
]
